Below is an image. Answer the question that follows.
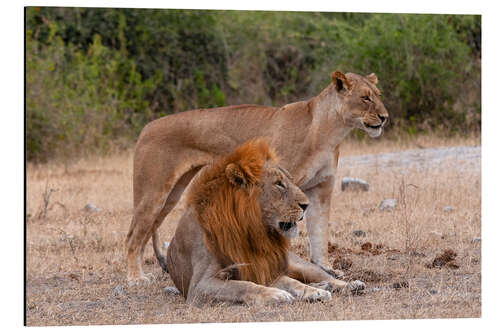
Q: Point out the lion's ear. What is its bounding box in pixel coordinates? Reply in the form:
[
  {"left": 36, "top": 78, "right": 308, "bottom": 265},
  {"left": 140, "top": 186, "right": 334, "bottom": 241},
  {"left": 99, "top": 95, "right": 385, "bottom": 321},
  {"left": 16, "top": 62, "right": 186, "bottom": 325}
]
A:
[
  {"left": 332, "top": 71, "right": 352, "bottom": 93},
  {"left": 225, "top": 163, "right": 248, "bottom": 187},
  {"left": 366, "top": 73, "right": 378, "bottom": 85}
]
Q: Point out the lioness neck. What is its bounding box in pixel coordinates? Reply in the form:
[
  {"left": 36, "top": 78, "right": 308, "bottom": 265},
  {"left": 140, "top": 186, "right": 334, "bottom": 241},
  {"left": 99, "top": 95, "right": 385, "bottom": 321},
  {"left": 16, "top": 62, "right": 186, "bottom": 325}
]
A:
[
  {"left": 310, "top": 84, "right": 352, "bottom": 148},
  {"left": 273, "top": 84, "right": 352, "bottom": 152}
]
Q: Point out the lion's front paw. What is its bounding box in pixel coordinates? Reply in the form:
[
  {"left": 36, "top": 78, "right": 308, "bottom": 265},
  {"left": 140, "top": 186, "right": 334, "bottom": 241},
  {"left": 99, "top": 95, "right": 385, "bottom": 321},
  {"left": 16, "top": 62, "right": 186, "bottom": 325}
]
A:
[
  {"left": 302, "top": 287, "right": 332, "bottom": 302},
  {"left": 127, "top": 272, "right": 154, "bottom": 286},
  {"left": 254, "top": 288, "right": 295, "bottom": 305},
  {"left": 348, "top": 280, "right": 366, "bottom": 294},
  {"left": 269, "top": 289, "right": 295, "bottom": 304}
]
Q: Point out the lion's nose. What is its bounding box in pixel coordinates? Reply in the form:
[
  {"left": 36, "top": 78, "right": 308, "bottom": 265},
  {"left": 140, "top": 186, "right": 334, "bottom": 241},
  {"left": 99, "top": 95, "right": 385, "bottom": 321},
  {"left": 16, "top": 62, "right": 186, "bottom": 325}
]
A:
[
  {"left": 378, "top": 114, "right": 387, "bottom": 124},
  {"left": 298, "top": 203, "right": 309, "bottom": 212}
]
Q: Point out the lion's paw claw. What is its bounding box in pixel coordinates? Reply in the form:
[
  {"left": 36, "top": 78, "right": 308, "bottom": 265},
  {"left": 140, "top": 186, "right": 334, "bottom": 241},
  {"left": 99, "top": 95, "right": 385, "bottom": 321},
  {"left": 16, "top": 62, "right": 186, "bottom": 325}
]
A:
[
  {"left": 348, "top": 280, "right": 366, "bottom": 294},
  {"left": 265, "top": 289, "right": 295, "bottom": 304},
  {"left": 305, "top": 288, "right": 332, "bottom": 302}
]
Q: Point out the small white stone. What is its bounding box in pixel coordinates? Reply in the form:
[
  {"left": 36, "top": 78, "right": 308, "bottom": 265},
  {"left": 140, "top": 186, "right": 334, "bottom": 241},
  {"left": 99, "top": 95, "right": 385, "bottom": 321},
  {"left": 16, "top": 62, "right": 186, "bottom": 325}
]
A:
[
  {"left": 430, "top": 230, "right": 444, "bottom": 239},
  {"left": 443, "top": 206, "right": 454, "bottom": 212},
  {"left": 471, "top": 237, "right": 481, "bottom": 243},
  {"left": 112, "top": 285, "right": 126, "bottom": 297},
  {"left": 164, "top": 286, "right": 181, "bottom": 296},
  {"left": 379, "top": 199, "right": 397, "bottom": 211},
  {"left": 341, "top": 177, "right": 370, "bottom": 192},
  {"left": 83, "top": 203, "right": 100, "bottom": 212}
]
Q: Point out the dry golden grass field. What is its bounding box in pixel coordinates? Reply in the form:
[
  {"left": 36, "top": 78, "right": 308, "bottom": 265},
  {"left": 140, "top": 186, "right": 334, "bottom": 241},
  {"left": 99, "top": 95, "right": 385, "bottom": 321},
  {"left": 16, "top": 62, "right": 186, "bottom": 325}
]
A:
[{"left": 26, "top": 135, "right": 481, "bottom": 326}]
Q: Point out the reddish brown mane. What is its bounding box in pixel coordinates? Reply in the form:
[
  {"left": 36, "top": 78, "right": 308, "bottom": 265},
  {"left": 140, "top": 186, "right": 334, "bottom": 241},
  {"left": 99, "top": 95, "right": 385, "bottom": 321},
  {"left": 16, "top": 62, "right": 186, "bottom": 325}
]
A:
[{"left": 187, "top": 138, "right": 289, "bottom": 286}]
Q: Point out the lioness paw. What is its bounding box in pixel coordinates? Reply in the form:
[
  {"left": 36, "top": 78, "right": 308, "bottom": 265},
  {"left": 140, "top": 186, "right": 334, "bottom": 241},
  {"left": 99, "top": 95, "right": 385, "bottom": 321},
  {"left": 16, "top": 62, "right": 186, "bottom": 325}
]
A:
[
  {"left": 332, "top": 269, "right": 345, "bottom": 279},
  {"left": 317, "top": 264, "right": 345, "bottom": 279},
  {"left": 326, "top": 269, "right": 345, "bottom": 279},
  {"left": 127, "top": 273, "right": 154, "bottom": 287}
]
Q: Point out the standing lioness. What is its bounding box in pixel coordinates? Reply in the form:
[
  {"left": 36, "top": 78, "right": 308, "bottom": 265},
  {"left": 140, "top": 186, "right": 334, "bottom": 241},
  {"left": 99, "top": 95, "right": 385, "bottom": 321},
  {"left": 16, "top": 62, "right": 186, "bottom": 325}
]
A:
[{"left": 126, "top": 70, "right": 389, "bottom": 284}]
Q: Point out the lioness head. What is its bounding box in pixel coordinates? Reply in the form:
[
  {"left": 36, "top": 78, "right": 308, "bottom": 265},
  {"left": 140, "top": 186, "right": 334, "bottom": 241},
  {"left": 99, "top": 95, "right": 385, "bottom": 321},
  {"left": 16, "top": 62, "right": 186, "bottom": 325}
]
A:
[
  {"left": 332, "top": 71, "right": 389, "bottom": 138},
  {"left": 224, "top": 144, "right": 309, "bottom": 239}
]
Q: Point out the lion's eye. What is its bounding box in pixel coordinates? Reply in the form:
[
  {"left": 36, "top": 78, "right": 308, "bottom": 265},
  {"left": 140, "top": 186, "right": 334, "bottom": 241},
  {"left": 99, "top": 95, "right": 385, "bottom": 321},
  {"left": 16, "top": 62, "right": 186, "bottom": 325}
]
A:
[
  {"left": 362, "top": 96, "right": 371, "bottom": 102},
  {"left": 275, "top": 180, "right": 286, "bottom": 189}
]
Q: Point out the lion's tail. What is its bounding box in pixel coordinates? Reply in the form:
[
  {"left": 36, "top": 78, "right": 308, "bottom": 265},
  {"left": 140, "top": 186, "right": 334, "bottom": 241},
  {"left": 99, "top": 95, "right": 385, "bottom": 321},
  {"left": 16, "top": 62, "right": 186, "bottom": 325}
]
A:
[{"left": 153, "top": 230, "right": 168, "bottom": 273}]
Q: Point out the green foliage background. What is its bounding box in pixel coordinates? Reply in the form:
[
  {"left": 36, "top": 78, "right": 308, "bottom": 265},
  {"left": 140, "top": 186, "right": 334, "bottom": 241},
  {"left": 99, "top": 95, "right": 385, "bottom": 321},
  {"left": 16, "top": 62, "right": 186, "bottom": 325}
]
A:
[{"left": 26, "top": 8, "right": 481, "bottom": 161}]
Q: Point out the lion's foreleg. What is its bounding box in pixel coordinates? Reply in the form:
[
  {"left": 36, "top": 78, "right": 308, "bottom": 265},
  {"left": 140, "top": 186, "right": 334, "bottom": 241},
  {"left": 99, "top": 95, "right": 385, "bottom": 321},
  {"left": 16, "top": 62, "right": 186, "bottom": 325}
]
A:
[
  {"left": 287, "top": 252, "right": 365, "bottom": 294},
  {"left": 272, "top": 275, "right": 331, "bottom": 302},
  {"left": 188, "top": 278, "right": 295, "bottom": 306}
]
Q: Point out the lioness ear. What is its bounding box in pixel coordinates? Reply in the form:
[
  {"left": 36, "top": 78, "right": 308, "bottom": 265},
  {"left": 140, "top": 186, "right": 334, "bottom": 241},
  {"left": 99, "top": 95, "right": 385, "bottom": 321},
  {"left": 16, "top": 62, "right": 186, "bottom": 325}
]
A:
[
  {"left": 366, "top": 73, "right": 378, "bottom": 85},
  {"left": 225, "top": 163, "right": 248, "bottom": 187},
  {"left": 332, "top": 71, "right": 352, "bottom": 93}
]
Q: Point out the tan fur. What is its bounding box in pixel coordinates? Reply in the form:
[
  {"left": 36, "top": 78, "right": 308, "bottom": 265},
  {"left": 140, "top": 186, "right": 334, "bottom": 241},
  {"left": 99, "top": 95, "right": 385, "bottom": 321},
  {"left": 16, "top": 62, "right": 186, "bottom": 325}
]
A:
[
  {"left": 125, "top": 70, "right": 389, "bottom": 284},
  {"left": 166, "top": 140, "right": 360, "bottom": 305}
]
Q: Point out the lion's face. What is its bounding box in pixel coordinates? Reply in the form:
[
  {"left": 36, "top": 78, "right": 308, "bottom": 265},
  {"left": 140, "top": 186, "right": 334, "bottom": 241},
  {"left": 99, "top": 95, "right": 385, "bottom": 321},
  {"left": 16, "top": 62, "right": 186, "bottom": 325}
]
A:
[
  {"left": 258, "top": 161, "right": 309, "bottom": 239},
  {"left": 333, "top": 71, "right": 389, "bottom": 138}
]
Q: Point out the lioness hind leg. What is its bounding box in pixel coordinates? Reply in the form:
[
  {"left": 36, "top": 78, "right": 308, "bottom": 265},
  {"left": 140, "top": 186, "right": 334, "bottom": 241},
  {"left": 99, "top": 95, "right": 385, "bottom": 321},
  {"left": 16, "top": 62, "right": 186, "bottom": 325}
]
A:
[
  {"left": 305, "top": 178, "right": 345, "bottom": 278},
  {"left": 126, "top": 195, "right": 166, "bottom": 285}
]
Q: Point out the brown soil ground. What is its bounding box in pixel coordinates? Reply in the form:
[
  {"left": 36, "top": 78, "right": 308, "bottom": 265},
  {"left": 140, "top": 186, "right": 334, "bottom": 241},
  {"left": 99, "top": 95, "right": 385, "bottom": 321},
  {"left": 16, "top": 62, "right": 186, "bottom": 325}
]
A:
[{"left": 25, "top": 135, "right": 481, "bottom": 326}]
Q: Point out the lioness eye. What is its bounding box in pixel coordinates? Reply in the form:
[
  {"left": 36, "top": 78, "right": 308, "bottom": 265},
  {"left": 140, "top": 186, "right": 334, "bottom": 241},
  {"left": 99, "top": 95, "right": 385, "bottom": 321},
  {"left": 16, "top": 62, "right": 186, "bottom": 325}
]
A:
[
  {"left": 275, "top": 180, "right": 286, "bottom": 189},
  {"left": 363, "top": 96, "right": 371, "bottom": 102}
]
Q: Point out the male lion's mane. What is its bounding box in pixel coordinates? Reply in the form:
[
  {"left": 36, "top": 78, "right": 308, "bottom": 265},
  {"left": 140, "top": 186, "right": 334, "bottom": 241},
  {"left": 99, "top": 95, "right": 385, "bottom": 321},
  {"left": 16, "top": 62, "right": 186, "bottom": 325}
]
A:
[{"left": 187, "top": 139, "right": 289, "bottom": 286}]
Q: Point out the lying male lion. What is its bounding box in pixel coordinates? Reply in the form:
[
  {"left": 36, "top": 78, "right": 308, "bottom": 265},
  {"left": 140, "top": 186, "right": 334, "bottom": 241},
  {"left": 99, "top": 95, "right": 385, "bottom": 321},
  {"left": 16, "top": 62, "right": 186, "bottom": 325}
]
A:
[
  {"left": 126, "top": 70, "right": 389, "bottom": 284},
  {"left": 166, "top": 139, "right": 364, "bottom": 305}
]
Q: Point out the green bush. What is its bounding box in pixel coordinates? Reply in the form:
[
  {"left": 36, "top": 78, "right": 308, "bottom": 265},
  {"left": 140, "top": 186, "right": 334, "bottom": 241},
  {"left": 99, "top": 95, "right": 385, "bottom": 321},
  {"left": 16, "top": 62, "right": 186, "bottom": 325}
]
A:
[
  {"left": 26, "top": 8, "right": 481, "bottom": 161},
  {"left": 26, "top": 20, "right": 159, "bottom": 161}
]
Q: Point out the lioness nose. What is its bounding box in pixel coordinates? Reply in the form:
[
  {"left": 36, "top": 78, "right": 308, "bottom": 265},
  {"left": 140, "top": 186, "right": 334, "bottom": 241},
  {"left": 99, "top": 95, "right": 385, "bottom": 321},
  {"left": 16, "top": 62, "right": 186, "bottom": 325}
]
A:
[
  {"left": 378, "top": 114, "right": 387, "bottom": 123},
  {"left": 299, "top": 203, "right": 309, "bottom": 212}
]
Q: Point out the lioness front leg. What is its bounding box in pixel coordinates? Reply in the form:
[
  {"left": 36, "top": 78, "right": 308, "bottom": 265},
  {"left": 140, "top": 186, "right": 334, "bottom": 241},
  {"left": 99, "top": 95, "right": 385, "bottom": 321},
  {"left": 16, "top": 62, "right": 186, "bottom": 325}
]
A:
[
  {"left": 189, "top": 278, "right": 295, "bottom": 306},
  {"left": 287, "top": 252, "right": 366, "bottom": 294},
  {"left": 305, "top": 177, "right": 344, "bottom": 278},
  {"left": 272, "top": 276, "right": 331, "bottom": 302}
]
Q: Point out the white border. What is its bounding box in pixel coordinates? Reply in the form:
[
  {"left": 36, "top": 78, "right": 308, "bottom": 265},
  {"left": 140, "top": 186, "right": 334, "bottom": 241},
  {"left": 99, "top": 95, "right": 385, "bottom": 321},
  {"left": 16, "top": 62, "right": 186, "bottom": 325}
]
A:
[{"left": 5, "top": 0, "right": 500, "bottom": 332}]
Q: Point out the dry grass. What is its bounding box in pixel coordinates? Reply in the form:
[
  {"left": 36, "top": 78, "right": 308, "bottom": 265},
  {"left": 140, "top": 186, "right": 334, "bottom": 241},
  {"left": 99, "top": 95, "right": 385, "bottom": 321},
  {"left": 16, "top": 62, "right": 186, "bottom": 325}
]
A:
[{"left": 25, "top": 136, "right": 481, "bottom": 326}]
